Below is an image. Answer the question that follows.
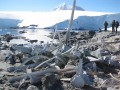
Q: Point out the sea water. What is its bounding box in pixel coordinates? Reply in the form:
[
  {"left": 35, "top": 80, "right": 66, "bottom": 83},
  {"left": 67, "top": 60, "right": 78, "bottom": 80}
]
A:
[{"left": 0, "top": 29, "right": 55, "bottom": 44}]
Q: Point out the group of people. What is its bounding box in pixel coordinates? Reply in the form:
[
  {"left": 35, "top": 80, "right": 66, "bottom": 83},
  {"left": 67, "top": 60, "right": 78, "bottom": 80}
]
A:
[{"left": 104, "top": 20, "right": 119, "bottom": 33}]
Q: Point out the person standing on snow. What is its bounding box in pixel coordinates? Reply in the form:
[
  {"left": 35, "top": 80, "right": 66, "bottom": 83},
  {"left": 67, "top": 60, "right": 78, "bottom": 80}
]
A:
[
  {"left": 111, "top": 20, "right": 116, "bottom": 32},
  {"left": 104, "top": 21, "right": 108, "bottom": 31},
  {"left": 115, "top": 21, "right": 119, "bottom": 33}
]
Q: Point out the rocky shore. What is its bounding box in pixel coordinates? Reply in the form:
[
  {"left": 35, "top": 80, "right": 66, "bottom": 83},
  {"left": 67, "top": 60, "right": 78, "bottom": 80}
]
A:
[{"left": 0, "top": 30, "right": 120, "bottom": 90}]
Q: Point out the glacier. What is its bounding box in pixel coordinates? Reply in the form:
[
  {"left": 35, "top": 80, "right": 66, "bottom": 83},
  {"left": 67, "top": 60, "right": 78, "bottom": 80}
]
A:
[{"left": 0, "top": 10, "right": 120, "bottom": 30}]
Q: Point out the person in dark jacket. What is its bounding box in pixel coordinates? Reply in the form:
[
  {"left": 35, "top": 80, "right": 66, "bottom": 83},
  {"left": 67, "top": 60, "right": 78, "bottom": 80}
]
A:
[
  {"left": 115, "top": 21, "right": 119, "bottom": 33},
  {"left": 112, "top": 20, "right": 116, "bottom": 32},
  {"left": 104, "top": 21, "right": 108, "bottom": 31}
]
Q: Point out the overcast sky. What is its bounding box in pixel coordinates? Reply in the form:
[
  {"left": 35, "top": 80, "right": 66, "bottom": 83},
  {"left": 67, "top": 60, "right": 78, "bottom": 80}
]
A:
[{"left": 0, "top": 0, "right": 120, "bottom": 13}]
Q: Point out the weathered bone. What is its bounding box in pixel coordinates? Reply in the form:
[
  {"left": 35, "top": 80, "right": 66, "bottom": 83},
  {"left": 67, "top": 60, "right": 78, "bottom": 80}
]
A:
[
  {"left": 65, "top": 0, "right": 76, "bottom": 45},
  {"left": 35, "top": 46, "right": 74, "bottom": 69},
  {"left": 8, "top": 67, "right": 75, "bottom": 83},
  {"left": 71, "top": 58, "right": 85, "bottom": 88},
  {"left": 12, "top": 46, "right": 32, "bottom": 54},
  {"left": 21, "top": 55, "right": 49, "bottom": 65},
  {"left": 7, "top": 62, "right": 42, "bottom": 72}
]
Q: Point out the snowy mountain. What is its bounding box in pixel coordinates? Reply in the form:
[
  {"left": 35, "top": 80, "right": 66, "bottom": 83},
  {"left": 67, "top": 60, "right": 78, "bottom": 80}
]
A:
[
  {"left": 0, "top": 10, "right": 120, "bottom": 30},
  {"left": 53, "top": 3, "right": 85, "bottom": 11}
]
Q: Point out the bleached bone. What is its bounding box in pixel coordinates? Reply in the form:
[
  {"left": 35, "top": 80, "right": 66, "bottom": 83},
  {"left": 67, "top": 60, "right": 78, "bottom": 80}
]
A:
[
  {"left": 50, "top": 0, "right": 76, "bottom": 59},
  {"left": 65, "top": 0, "right": 76, "bottom": 45},
  {"left": 12, "top": 46, "right": 32, "bottom": 54},
  {"left": 34, "top": 57, "right": 55, "bottom": 69},
  {"left": 35, "top": 46, "right": 74, "bottom": 69},
  {"left": 109, "top": 73, "right": 120, "bottom": 82},
  {"left": 7, "top": 62, "right": 42, "bottom": 72},
  {"left": 21, "top": 55, "right": 49, "bottom": 65},
  {"left": 8, "top": 67, "right": 75, "bottom": 83},
  {"left": 71, "top": 58, "right": 85, "bottom": 88},
  {"left": 71, "top": 42, "right": 81, "bottom": 58}
]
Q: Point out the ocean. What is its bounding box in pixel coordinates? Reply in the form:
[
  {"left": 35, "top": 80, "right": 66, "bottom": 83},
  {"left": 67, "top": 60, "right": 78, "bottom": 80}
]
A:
[{"left": 0, "top": 29, "right": 55, "bottom": 44}]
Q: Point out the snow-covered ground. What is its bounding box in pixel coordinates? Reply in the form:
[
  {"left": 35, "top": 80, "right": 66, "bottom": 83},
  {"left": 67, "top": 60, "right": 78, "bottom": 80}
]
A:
[
  {"left": 107, "top": 26, "right": 120, "bottom": 32},
  {"left": 0, "top": 10, "right": 119, "bottom": 30}
]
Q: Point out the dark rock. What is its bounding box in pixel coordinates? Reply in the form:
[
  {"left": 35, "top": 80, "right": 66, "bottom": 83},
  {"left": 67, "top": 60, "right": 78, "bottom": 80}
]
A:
[
  {"left": 28, "top": 40, "right": 38, "bottom": 43},
  {"left": 19, "top": 30, "right": 26, "bottom": 34},
  {"left": 27, "top": 85, "right": 39, "bottom": 90},
  {"left": 0, "top": 79, "right": 5, "bottom": 84},
  {"left": 43, "top": 74, "right": 63, "bottom": 90},
  {"left": 5, "top": 54, "right": 16, "bottom": 65},
  {"left": 40, "top": 41, "right": 44, "bottom": 44},
  {"left": 88, "top": 30, "right": 96, "bottom": 37},
  {"left": 4, "top": 34, "right": 13, "bottom": 43}
]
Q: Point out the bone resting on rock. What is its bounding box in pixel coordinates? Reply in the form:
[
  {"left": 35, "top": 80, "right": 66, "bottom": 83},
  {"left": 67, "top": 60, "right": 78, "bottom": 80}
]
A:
[
  {"left": 8, "top": 67, "right": 75, "bottom": 83},
  {"left": 7, "top": 62, "right": 42, "bottom": 72}
]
